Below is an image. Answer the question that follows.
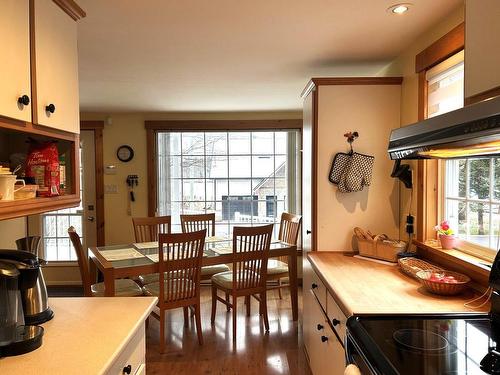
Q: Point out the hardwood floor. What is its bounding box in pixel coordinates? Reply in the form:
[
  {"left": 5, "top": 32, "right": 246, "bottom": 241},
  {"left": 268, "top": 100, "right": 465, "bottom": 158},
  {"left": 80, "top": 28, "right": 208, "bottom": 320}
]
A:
[{"left": 146, "top": 286, "right": 310, "bottom": 375}]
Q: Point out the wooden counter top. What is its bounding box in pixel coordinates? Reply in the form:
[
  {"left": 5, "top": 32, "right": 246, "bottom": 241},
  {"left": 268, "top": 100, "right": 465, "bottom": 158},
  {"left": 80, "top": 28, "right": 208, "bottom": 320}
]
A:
[
  {"left": 0, "top": 297, "right": 157, "bottom": 375},
  {"left": 308, "top": 252, "right": 490, "bottom": 317}
]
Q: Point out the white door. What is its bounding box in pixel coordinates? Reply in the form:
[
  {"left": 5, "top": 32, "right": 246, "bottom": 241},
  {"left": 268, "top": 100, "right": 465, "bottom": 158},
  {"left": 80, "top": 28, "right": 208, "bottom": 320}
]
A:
[{"left": 79, "top": 130, "right": 97, "bottom": 249}]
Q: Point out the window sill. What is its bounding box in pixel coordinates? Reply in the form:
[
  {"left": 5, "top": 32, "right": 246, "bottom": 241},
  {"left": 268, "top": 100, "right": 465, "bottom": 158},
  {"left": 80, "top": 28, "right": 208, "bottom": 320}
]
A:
[
  {"left": 44, "top": 261, "right": 78, "bottom": 267},
  {"left": 413, "top": 240, "right": 491, "bottom": 289}
]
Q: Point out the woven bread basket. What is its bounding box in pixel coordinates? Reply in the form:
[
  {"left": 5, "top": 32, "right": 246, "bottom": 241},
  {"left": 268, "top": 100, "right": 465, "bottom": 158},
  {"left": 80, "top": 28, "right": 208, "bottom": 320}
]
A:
[
  {"left": 398, "top": 257, "right": 444, "bottom": 279},
  {"left": 416, "top": 270, "right": 470, "bottom": 296}
]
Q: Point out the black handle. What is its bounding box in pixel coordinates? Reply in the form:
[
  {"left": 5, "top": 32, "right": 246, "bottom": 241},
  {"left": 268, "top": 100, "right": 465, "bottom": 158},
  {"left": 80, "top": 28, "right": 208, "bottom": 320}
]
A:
[
  {"left": 331, "top": 318, "right": 340, "bottom": 326},
  {"left": 123, "top": 365, "right": 132, "bottom": 374},
  {"left": 311, "top": 283, "right": 318, "bottom": 289},
  {"left": 18, "top": 95, "right": 30, "bottom": 106},
  {"left": 321, "top": 335, "right": 328, "bottom": 343},
  {"left": 306, "top": 230, "right": 311, "bottom": 234},
  {"left": 45, "top": 103, "right": 56, "bottom": 113},
  {"left": 316, "top": 324, "right": 324, "bottom": 331}
]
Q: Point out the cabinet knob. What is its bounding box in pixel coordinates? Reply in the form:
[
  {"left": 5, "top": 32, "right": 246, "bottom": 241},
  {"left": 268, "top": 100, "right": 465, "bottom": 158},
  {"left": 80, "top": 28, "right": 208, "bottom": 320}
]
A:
[
  {"left": 311, "top": 283, "right": 318, "bottom": 289},
  {"left": 332, "top": 318, "right": 340, "bottom": 326},
  {"left": 321, "top": 335, "right": 328, "bottom": 343},
  {"left": 306, "top": 230, "right": 311, "bottom": 235},
  {"left": 18, "top": 95, "right": 30, "bottom": 106},
  {"left": 123, "top": 365, "right": 132, "bottom": 374},
  {"left": 316, "top": 324, "right": 324, "bottom": 331},
  {"left": 45, "top": 103, "right": 56, "bottom": 114}
]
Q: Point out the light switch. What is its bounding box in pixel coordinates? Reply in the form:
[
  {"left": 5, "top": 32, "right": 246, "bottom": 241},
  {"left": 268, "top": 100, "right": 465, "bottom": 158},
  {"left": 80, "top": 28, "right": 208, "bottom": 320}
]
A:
[{"left": 105, "top": 184, "right": 118, "bottom": 194}]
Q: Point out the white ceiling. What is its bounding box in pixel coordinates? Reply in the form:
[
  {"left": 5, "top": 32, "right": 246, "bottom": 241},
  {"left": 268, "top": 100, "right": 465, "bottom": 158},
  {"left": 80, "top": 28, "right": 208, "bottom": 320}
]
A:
[{"left": 77, "top": 0, "right": 462, "bottom": 113}]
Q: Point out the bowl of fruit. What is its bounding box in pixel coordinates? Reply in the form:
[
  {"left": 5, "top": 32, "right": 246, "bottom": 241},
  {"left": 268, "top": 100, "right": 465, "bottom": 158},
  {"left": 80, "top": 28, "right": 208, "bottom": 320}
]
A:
[{"left": 416, "top": 270, "right": 470, "bottom": 296}]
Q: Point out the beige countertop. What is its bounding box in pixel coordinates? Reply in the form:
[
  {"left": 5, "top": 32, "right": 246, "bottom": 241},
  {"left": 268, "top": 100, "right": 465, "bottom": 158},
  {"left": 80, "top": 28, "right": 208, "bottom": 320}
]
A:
[
  {"left": 308, "top": 252, "right": 490, "bottom": 317},
  {"left": 0, "top": 296, "right": 157, "bottom": 375}
]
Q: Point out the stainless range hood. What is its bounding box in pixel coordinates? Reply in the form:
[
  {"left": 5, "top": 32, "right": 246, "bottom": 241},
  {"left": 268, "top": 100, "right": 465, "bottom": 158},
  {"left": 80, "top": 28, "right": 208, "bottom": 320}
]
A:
[{"left": 388, "top": 95, "right": 500, "bottom": 159}]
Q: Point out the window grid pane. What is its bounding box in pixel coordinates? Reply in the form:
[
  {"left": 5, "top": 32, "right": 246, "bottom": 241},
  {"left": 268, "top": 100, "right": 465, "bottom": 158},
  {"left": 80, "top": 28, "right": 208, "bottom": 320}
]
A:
[{"left": 157, "top": 130, "right": 298, "bottom": 236}]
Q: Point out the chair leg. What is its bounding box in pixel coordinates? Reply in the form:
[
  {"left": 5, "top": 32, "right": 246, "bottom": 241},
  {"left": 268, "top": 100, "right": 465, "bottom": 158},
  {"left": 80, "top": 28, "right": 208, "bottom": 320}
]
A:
[
  {"left": 260, "top": 292, "right": 269, "bottom": 332},
  {"left": 211, "top": 285, "right": 217, "bottom": 325},
  {"left": 245, "top": 295, "right": 251, "bottom": 317},
  {"left": 159, "top": 309, "right": 165, "bottom": 354},
  {"left": 278, "top": 279, "right": 283, "bottom": 299},
  {"left": 183, "top": 307, "right": 189, "bottom": 328},
  {"left": 232, "top": 296, "right": 237, "bottom": 344},
  {"left": 194, "top": 304, "right": 203, "bottom": 345},
  {"left": 225, "top": 292, "right": 230, "bottom": 312}
]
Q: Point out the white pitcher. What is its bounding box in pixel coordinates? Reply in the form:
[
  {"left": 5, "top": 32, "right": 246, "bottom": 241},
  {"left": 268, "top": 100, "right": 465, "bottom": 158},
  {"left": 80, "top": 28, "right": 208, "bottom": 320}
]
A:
[{"left": 0, "top": 175, "right": 25, "bottom": 201}]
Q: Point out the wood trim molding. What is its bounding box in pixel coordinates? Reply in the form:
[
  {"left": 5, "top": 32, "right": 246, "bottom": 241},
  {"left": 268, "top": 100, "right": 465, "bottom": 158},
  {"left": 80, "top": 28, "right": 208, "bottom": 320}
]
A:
[
  {"left": 80, "top": 121, "right": 105, "bottom": 246},
  {"left": 465, "top": 85, "right": 500, "bottom": 106},
  {"left": 80, "top": 121, "right": 104, "bottom": 130},
  {"left": 146, "top": 128, "right": 157, "bottom": 216},
  {"left": 145, "top": 119, "right": 302, "bottom": 131},
  {"left": 415, "top": 22, "right": 464, "bottom": 73},
  {"left": 52, "top": 0, "right": 86, "bottom": 21},
  {"left": 301, "top": 77, "right": 404, "bottom": 98}
]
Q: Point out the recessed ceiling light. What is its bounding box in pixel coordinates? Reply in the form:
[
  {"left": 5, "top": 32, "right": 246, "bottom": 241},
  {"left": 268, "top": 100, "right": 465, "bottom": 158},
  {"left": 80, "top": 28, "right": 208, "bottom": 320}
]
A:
[{"left": 387, "top": 3, "right": 412, "bottom": 14}]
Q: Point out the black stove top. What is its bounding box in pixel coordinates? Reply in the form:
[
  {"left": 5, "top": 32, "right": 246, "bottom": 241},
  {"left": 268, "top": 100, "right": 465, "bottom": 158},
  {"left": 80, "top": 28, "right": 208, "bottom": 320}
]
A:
[{"left": 347, "top": 314, "right": 500, "bottom": 375}]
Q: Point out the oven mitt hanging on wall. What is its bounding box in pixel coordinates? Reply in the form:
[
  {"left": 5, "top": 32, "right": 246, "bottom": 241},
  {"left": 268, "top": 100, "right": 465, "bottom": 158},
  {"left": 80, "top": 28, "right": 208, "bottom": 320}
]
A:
[
  {"left": 338, "top": 153, "right": 375, "bottom": 193},
  {"left": 329, "top": 152, "right": 351, "bottom": 184}
]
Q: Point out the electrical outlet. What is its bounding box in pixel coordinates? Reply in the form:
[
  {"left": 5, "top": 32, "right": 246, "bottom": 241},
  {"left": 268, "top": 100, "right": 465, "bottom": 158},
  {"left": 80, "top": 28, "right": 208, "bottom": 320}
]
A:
[{"left": 105, "top": 184, "right": 118, "bottom": 194}]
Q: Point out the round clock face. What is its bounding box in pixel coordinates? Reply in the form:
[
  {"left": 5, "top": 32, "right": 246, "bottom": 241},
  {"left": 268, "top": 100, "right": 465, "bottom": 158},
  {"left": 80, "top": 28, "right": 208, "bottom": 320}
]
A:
[{"left": 117, "top": 145, "right": 134, "bottom": 162}]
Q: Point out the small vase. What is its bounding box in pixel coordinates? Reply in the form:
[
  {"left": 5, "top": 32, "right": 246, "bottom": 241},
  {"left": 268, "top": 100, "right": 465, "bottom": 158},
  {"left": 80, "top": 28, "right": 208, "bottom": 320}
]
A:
[{"left": 439, "top": 234, "right": 455, "bottom": 250}]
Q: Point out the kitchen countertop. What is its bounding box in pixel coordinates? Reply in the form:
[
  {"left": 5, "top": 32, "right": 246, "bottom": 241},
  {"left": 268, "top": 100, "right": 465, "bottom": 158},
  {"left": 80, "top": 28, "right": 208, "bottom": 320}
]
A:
[
  {"left": 0, "top": 296, "right": 157, "bottom": 375},
  {"left": 308, "top": 252, "right": 490, "bottom": 317}
]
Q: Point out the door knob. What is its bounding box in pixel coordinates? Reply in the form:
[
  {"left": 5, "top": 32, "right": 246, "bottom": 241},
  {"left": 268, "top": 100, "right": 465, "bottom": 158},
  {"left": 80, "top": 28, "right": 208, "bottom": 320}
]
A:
[
  {"left": 45, "top": 103, "right": 56, "bottom": 113},
  {"left": 316, "top": 324, "right": 324, "bottom": 331},
  {"left": 306, "top": 230, "right": 311, "bottom": 234},
  {"left": 321, "top": 335, "right": 328, "bottom": 343},
  {"left": 331, "top": 318, "right": 340, "bottom": 326},
  {"left": 87, "top": 216, "right": 95, "bottom": 222},
  {"left": 18, "top": 95, "right": 30, "bottom": 106},
  {"left": 122, "top": 365, "right": 132, "bottom": 374},
  {"left": 311, "top": 283, "right": 318, "bottom": 289}
]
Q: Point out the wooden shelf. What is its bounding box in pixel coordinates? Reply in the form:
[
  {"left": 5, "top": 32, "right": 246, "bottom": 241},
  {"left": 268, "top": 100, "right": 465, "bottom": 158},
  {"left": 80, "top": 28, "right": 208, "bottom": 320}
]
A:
[{"left": 0, "top": 194, "right": 80, "bottom": 220}]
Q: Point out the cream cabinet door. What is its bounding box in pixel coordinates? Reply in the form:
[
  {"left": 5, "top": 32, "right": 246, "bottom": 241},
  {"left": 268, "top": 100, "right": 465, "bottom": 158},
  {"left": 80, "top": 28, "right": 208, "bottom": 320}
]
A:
[
  {"left": 0, "top": 0, "right": 31, "bottom": 122},
  {"left": 33, "top": 0, "right": 79, "bottom": 134}
]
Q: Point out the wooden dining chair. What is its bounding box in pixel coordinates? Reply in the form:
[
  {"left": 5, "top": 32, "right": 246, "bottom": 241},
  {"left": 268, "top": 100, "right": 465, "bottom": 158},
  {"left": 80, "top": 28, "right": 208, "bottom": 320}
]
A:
[
  {"left": 68, "top": 227, "right": 143, "bottom": 297},
  {"left": 180, "top": 213, "right": 230, "bottom": 280},
  {"left": 132, "top": 216, "right": 171, "bottom": 285},
  {"left": 210, "top": 224, "right": 273, "bottom": 344},
  {"left": 142, "top": 230, "right": 206, "bottom": 352},
  {"left": 267, "top": 213, "right": 302, "bottom": 299}
]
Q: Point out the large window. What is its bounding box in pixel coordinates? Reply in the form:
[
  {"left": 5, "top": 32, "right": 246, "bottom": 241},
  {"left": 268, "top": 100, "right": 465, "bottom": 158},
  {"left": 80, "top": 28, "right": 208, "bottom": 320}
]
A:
[
  {"left": 156, "top": 130, "right": 300, "bottom": 237},
  {"left": 434, "top": 51, "right": 500, "bottom": 253}
]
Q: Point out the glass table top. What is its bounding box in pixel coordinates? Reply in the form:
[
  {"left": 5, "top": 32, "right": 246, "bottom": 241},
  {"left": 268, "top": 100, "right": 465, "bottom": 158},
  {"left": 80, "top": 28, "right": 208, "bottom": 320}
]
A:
[{"left": 92, "top": 237, "right": 292, "bottom": 269}]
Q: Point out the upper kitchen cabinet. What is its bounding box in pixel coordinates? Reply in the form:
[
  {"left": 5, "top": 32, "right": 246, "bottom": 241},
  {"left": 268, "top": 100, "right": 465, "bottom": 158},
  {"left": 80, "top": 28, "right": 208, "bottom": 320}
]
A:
[
  {"left": 301, "top": 78, "right": 402, "bottom": 253},
  {"left": 32, "top": 0, "right": 83, "bottom": 134},
  {"left": 465, "top": 0, "right": 500, "bottom": 103},
  {"left": 0, "top": 1, "right": 32, "bottom": 122}
]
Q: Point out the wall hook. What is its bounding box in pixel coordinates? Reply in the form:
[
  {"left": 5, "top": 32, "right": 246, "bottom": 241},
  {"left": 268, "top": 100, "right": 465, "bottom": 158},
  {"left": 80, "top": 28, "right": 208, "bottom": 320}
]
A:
[{"left": 344, "top": 131, "right": 359, "bottom": 155}]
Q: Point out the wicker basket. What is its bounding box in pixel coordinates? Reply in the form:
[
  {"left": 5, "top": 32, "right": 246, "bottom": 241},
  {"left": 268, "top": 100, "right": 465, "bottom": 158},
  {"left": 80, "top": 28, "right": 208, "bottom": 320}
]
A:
[
  {"left": 398, "top": 257, "right": 444, "bottom": 279},
  {"left": 416, "top": 270, "right": 470, "bottom": 296},
  {"left": 354, "top": 227, "right": 406, "bottom": 263}
]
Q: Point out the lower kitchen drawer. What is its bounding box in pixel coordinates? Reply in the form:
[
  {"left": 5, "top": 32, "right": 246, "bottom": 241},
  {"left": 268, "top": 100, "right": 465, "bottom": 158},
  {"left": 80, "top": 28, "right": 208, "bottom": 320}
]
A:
[
  {"left": 105, "top": 322, "right": 146, "bottom": 375},
  {"left": 327, "top": 292, "right": 347, "bottom": 341}
]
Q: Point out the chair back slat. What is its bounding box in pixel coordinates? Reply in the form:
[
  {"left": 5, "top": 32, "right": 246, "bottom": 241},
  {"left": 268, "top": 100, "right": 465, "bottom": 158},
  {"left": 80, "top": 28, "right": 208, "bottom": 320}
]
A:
[
  {"left": 68, "top": 226, "right": 92, "bottom": 297},
  {"left": 180, "top": 213, "right": 215, "bottom": 236},
  {"left": 277, "top": 212, "right": 302, "bottom": 264},
  {"left": 158, "top": 230, "right": 206, "bottom": 304},
  {"left": 132, "top": 216, "right": 171, "bottom": 242},
  {"left": 232, "top": 225, "right": 273, "bottom": 291}
]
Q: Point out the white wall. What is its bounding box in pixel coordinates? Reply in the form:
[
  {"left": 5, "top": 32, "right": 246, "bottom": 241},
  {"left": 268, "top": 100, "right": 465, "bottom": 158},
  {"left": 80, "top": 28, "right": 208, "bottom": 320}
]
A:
[
  {"left": 316, "top": 84, "right": 401, "bottom": 251},
  {"left": 0, "top": 217, "right": 26, "bottom": 249}
]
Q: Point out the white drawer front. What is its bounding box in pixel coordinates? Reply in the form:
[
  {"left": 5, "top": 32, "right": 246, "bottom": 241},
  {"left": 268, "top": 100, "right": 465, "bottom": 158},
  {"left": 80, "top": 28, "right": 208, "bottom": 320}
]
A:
[
  {"left": 105, "top": 323, "right": 146, "bottom": 375},
  {"left": 327, "top": 292, "right": 347, "bottom": 341}
]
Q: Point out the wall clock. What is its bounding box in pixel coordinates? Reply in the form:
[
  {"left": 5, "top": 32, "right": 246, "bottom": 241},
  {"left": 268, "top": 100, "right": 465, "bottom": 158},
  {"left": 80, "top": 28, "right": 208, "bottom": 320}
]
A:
[{"left": 117, "top": 145, "right": 134, "bottom": 162}]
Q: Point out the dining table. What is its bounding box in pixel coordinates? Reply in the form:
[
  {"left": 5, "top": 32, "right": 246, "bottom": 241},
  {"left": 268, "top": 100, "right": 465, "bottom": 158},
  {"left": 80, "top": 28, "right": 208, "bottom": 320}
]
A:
[{"left": 88, "top": 236, "right": 299, "bottom": 321}]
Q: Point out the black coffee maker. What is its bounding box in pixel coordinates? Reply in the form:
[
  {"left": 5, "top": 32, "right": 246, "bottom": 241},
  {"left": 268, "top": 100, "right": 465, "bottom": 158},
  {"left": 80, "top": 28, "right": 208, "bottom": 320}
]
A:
[
  {"left": 480, "top": 251, "right": 500, "bottom": 373},
  {"left": 0, "top": 250, "right": 44, "bottom": 357}
]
